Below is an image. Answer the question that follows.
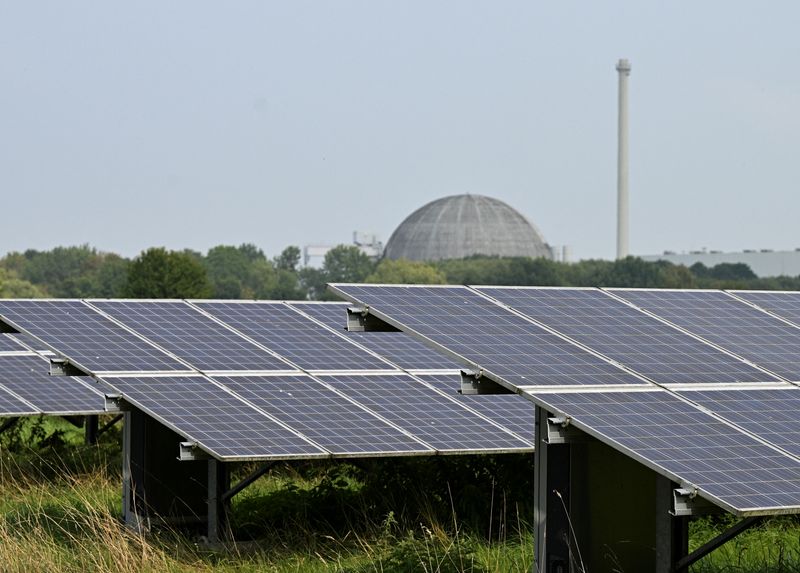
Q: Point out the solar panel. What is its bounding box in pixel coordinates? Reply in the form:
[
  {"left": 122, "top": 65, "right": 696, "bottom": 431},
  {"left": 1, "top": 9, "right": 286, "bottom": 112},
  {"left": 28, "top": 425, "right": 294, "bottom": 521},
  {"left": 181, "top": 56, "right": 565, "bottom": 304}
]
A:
[
  {"left": 0, "top": 385, "right": 38, "bottom": 416},
  {"left": 679, "top": 387, "right": 800, "bottom": 459},
  {"left": 102, "top": 375, "right": 327, "bottom": 460},
  {"left": 417, "top": 374, "right": 535, "bottom": 442},
  {"left": 731, "top": 291, "right": 800, "bottom": 326},
  {"left": 477, "top": 287, "right": 776, "bottom": 385},
  {"left": 610, "top": 289, "right": 800, "bottom": 383},
  {"left": 90, "top": 300, "right": 294, "bottom": 372},
  {"left": 0, "top": 354, "right": 105, "bottom": 414},
  {"left": 291, "top": 302, "right": 463, "bottom": 370},
  {"left": 318, "top": 373, "right": 534, "bottom": 452},
  {"left": 194, "top": 302, "right": 392, "bottom": 371},
  {"left": 329, "top": 284, "right": 645, "bottom": 387},
  {"left": 6, "top": 332, "right": 52, "bottom": 353},
  {"left": 0, "top": 334, "right": 26, "bottom": 352},
  {"left": 214, "top": 375, "right": 434, "bottom": 456},
  {"left": 0, "top": 300, "right": 191, "bottom": 374},
  {"left": 527, "top": 388, "right": 800, "bottom": 513}
]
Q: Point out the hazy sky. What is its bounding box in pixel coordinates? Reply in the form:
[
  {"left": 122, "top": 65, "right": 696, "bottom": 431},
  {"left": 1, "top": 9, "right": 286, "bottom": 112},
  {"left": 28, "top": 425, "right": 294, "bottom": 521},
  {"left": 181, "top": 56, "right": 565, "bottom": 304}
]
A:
[{"left": 2, "top": 2, "right": 798, "bottom": 261}]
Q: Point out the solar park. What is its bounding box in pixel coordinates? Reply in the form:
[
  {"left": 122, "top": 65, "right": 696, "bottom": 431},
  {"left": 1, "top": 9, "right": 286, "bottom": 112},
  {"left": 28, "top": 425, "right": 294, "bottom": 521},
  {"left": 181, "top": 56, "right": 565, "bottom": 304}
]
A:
[{"left": 5, "top": 288, "right": 800, "bottom": 570}]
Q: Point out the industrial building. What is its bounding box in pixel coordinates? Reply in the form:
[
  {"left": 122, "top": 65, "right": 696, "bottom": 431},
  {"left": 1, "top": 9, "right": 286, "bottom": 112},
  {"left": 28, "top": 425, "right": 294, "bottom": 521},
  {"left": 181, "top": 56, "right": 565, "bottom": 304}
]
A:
[{"left": 640, "top": 249, "right": 800, "bottom": 278}]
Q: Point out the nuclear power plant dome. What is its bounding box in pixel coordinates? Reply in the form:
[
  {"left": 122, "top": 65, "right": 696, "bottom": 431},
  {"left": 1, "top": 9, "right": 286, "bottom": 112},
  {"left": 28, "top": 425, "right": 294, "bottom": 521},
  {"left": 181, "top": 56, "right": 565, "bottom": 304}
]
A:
[{"left": 383, "top": 194, "right": 552, "bottom": 261}]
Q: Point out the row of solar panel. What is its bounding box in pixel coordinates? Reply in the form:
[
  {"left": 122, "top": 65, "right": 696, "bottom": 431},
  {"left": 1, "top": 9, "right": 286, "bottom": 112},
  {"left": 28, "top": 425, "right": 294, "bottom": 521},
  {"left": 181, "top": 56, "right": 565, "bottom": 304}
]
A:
[
  {"left": 0, "top": 301, "right": 535, "bottom": 460},
  {"left": 0, "top": 335, "right": 106, "bottom": 415},
  {"left": 332, "top": 285, "right": 800, "bottom": 388},
  {"left": 330, "top": 285, "right": 800, "bottom": 515}
]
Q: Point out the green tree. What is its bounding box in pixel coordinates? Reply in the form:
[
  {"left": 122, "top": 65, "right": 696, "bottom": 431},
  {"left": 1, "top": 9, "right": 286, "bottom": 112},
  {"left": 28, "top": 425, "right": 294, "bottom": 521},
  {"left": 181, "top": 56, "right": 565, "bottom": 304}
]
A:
[
  {"left": 274, "top": 246, "right": 301, "bottom": 272},
  {"left": 322, "top": 245, "right": 376, "bottom": 283},
  {"left": 366, "top": 259, "right": 447, "bottom": 284},
  {"left": 124, "top": 247, "right": 212, "bottom": 298},
  {"left": 0, "top": 268, "right": 47, "bottom": 297}
]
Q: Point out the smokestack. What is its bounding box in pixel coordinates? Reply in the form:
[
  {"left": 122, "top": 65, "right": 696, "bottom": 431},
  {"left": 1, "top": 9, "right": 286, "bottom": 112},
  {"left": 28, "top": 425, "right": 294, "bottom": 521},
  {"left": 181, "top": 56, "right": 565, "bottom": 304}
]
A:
[{"left": 616, "top": 58, "right": 631, "bottom": 259}]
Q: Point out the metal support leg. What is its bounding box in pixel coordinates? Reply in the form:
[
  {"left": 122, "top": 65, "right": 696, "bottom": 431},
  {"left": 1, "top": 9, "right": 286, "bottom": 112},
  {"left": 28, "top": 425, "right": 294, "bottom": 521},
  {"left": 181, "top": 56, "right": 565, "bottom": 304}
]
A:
[
  {"left": 121, "top": 411, "right": 142, "bottom": 530},
  {"left": 674, "top": 516, "right": 763, "bottom": 571},
  {"left": 222, "top": 462, "right": 275, "bottom": 503},
  {"left": 206, "top": 459, "right": 229, "bottom": 542},
  {"left": 84, "top": 415, "right": 99, "bottom": 445},
  {"left": 97, "top": 414, "right": 123, "bottom": 438},
  {"left": 534, "top": 407, "right": 548, "bottom": 571}
]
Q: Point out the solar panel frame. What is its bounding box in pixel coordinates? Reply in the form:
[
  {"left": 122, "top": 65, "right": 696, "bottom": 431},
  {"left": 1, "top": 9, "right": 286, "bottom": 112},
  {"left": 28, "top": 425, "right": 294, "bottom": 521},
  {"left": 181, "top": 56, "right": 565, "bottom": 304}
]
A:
[
  {"left": 608, "top": 288, "right": 800, "bottom": 383},
  {"left": 319, "top": 373, "right": 534, "bottom": 453},
  {"left": 524, "top": 387, "right": 800, "bottom": 515},
  {"left": 192, "top": 300, "right": 396, "bottom": 372},
  {"left": 0, "top": 300, "right": 194, "bottom": 375},
  {"left": 88, "top": 299, "right": 298, "bottom": 373},
  {"left": 474, "top": 286, "right": 778, "bottom": 386},
  {"left": 101, "top": 374, "right": 330, "bottom": 461},
  {"left": 213, "top": 374, "right": 436, "bottom": 457},
  {"left": 329, "top": 283, "right": 649, "bottom": 389}
]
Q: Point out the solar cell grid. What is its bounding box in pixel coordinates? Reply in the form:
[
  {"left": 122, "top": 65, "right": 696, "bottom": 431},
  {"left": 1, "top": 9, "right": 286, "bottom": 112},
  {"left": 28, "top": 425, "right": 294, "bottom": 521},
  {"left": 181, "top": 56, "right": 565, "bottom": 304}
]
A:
[
  {"left": 102, "top": 376, "right": 327, "bottom": 460},
  {"left": 291, "top": 302, "right": 462, "bottom": 370},
  {"left": 679, "top": 388, "right": 800, "bottom": 459},
  {"left": 0, "top": 385, "right": 38, "bottom": 416},
  {"left": 0, "top": 354, "right": 105, "bottom": 413},
  {"left": 319, "top": 373, "right": 533, "bottom": 451},
  {"left": 528, "top": 389, "right": 800, "bottom": 512},
  {"left": 610, "top": 289, "right": 800, "bottom": 383},
  {"left": 0, "top": 300, "right": 190, "bottom": 373},
  {"left": 732, "top": 291, "right": 800, "bottom": 325},
  {"left": 477, "top": 287, "right": 776, "bottom": 385},
  {"left": 195, "top": 302, "right": 392, "bottom": 371},
  {"left": 91, "top": 300, "right": 293, "bottom": 372},
  {"left": 0, "top": 334, "right": 26, "bottom": 352},
  {"left": 330, "top": 284, "right": 644, "bottom": 387},
  {"left": 418, "top": 374, "right": 535, "bottom": 442},
  {"left": 214, "top": 375, "right": 433, "bottom": 455}
]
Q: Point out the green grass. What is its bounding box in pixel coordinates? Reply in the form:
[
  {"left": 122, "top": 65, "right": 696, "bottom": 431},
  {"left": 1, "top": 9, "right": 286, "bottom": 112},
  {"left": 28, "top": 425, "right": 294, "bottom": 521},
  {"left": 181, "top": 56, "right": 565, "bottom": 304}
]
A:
[{"left": 4, "top": 417, "right": 800, "bottom": 572}]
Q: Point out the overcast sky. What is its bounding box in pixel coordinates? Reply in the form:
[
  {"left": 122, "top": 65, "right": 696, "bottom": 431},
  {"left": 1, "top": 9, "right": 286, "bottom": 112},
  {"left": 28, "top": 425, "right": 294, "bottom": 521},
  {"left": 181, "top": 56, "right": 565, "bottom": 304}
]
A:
[{"left": 1, "top": 2, "right": 798, "bottom": 261}]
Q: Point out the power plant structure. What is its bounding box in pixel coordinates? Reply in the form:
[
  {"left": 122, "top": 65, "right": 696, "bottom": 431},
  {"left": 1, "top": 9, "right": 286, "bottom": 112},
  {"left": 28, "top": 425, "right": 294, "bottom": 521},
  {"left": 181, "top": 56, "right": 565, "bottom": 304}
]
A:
[{"left": 616, "top": 58, "right": 631, "bottom": 259}]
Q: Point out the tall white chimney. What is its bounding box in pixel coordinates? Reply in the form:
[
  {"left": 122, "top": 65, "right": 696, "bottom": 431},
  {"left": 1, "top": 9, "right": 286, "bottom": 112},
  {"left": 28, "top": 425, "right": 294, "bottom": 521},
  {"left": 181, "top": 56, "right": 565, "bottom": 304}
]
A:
[{"left": 616, "top": 58, "right": 631, "bottom": 259}]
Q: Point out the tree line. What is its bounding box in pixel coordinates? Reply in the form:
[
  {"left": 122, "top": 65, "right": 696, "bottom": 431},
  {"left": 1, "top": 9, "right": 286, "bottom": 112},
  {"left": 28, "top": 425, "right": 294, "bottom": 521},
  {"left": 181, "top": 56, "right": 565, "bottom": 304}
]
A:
[{"left": 0, "top": 243, "right": 798, "bottom": 300}]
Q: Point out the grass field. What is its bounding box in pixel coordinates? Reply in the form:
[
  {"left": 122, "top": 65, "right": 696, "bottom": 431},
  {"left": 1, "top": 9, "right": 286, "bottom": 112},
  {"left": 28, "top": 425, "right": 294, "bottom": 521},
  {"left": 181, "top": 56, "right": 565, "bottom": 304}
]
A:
[{"left": 3, "top": 417, "right": 800, "bottom": 572}]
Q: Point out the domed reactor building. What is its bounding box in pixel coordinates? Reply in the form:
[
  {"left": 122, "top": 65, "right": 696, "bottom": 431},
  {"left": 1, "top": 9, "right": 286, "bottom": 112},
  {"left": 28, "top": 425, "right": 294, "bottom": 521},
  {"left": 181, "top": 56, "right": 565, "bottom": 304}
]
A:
[{"left": 383, "top": 194, "right": 552, "bottom": 261}]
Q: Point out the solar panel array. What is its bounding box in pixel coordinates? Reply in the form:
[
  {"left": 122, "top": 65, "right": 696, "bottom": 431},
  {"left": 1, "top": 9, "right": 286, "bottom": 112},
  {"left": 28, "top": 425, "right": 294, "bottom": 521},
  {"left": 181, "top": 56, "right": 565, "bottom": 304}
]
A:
[
  {"left": 327, "top": 285, "right": 645, "bottom": 388},
  {"left": 329, "top": 284, "right": 800, "bottom": 515},
  {"left": 0, "top": 299, "right": 534, "bottom": 460},
  {"left": 291, "top": 302, "right": 463, "bottom": 370},
  {"left": 609, "top": 289, "right": 800, "bottom": 382},
  {"left": 0, "top": 332, "right": 106, "bottom": 416},
  {"left": 477, "top": 287, "right": 777, "bottom": 385}
]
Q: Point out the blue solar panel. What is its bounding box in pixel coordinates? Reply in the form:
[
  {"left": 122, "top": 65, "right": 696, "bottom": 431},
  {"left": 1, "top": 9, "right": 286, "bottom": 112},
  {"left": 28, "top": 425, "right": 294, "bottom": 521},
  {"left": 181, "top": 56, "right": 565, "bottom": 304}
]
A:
[
  {"left": 731, "top": 291, "right": 800, "bottom": 326},
  {"left": 330, "top": 284, "right": 644, "bottom": 387},
  {"left": 102, "top": 375, "right": 328, "bottom": 460},
  {"left": 610, "top": 289, "right": 800, "bottom": 382},
  {"left": 679, "top": 387, "right": 800, "bottom": 459},
  {"left": 0, "top": 300, "right": 191, "bottom": 374},
  {"left": 477, "top": 287, "right": 776, "bottom": 385},
  {"left": 417, "top": 374, "right": 535, "bottom": 442},
  {"left": 291, "top": 302, "right": 462, "bottom": 370},
  {"left": 195, "top": 302, "right": 392, "bottom": 371},
  {"left": 0, "top": 334, "right": 26, "bottom": 352},
  {"left": 0, "top": 385, "right": 38, "bottom": 416},
  {"left": 319, "top": 373, "right": 534, "bottom": 452},
  {"left": 528, "top": 389, "right": 800, "bottom": 513},
  {"left": 0, "top": 354, "right": 105, "bottom": 414},
  {"left": 91, "top": 300, "right": 294, "bottom": 372},
  {"left": 214, "top": 375, "right": 433, "bottom": 456}
]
